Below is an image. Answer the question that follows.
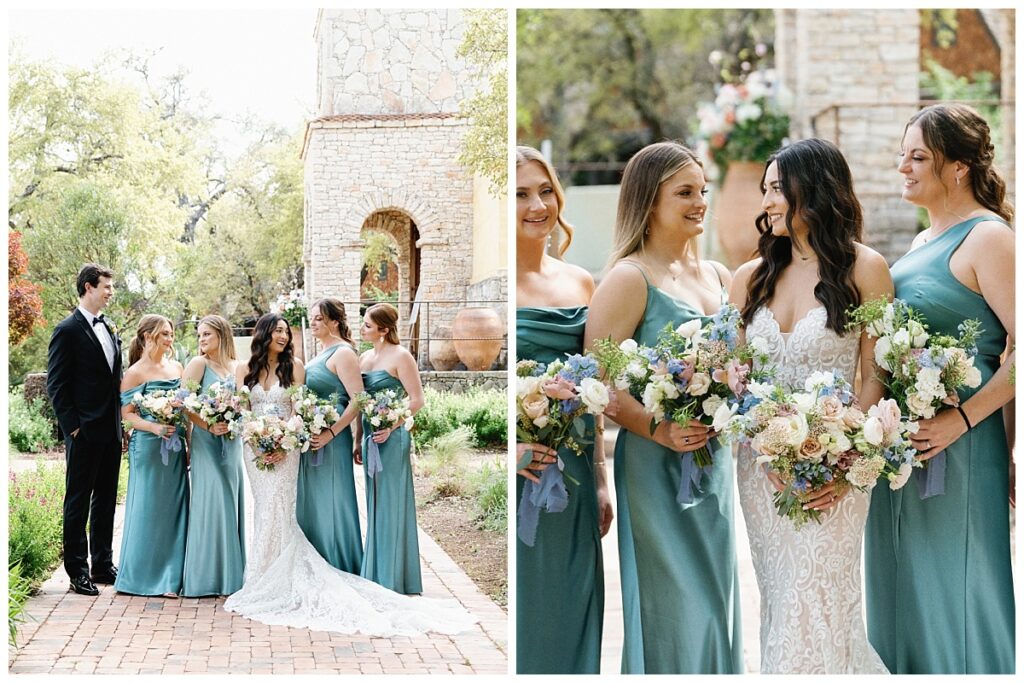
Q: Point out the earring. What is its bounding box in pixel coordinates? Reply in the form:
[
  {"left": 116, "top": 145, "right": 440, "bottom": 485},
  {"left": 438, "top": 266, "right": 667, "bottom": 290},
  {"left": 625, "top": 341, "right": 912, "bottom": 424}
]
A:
[{"left": 956, "top": 176, "right": 960, "bottom": 186}]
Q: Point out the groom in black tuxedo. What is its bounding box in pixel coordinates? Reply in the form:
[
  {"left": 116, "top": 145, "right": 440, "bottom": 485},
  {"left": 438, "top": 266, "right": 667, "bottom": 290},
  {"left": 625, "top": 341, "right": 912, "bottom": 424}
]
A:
[{"left": 46, "top": 263, "right": 123, "bottom": 596}]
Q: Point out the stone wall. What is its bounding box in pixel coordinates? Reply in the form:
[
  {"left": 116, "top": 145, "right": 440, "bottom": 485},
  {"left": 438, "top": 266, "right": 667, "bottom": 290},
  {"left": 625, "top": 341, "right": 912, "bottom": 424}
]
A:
[
  {"left": 314, "top": 9, "right": 476, "bottom": 117},
  {"left": 421, "top": 370, "right": 506, "bottom": 394},
  {"left": 775, "top": 9, "right": 921, "bottom": 262}
]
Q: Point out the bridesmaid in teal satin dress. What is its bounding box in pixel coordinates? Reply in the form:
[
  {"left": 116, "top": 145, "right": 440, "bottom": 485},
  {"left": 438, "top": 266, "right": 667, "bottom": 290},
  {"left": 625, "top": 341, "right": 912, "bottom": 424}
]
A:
[
  {"left": 515, "top": 146, "right": 612, "bottom": 674},
  {"left": 585, "top": 142, "right": 741, "bottom": 674},
  {"left": 116, "top": 315, "right": 188, "bottom": 597},
  {"left": 357, "top": 303, "right": 425, "bottom": 595},
  {"left": 297, "top": 298, "right": 364, "bottom": 574},
  {"left": 181, "top": 315, "right": 245, "bottom": 597},
  {"left": 866, "top": 104, "right": 1015, "bottom": 674}
]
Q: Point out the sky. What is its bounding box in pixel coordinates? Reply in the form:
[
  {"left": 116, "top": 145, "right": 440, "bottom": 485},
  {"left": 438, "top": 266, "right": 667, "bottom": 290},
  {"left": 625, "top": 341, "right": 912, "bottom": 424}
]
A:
[{"left": 9, "top": 9, "right": 318, "bottom": 156}]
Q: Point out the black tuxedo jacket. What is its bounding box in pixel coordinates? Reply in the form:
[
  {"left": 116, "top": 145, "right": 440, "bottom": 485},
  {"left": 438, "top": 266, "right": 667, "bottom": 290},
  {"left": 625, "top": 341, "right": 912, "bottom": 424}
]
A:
[{"left": 46, "top": 309, "right": 124, "bottom": 444}]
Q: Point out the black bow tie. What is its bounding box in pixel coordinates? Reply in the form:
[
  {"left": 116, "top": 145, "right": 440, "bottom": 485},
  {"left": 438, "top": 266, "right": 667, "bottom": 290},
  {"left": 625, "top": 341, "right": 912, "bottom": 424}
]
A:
[{"left": 92, "top": 315, "right": 106, "bottom": 327}]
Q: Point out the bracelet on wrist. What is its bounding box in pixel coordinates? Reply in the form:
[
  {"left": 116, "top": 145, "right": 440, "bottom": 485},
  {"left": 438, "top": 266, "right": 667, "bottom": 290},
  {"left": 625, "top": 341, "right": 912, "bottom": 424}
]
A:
[{"left": 954, "top": 405, "right": 972, "bottom": 431}]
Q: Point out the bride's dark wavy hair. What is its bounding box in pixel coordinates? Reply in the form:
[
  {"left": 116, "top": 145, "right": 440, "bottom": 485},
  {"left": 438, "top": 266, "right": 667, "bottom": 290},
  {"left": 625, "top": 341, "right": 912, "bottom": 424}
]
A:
[
  {"left": 243, "top": 313, "right": 296, "bottom": 389},
  {"left": 741, "top": 138, "right": 863, "bottom": 335}
]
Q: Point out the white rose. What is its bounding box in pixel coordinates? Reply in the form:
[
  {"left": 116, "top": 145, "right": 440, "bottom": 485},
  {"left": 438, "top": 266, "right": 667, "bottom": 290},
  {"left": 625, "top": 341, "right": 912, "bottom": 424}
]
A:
[
  {"left": 964, "top": 365, "right": 982, "bottom": 388},
  {"left": 862, "top": 415, "right": 884, "bottom": 446},
  {"left": 712, "top": 401, "right": 739, "bottom": 431},
  {"left": 829, "top": 431, "right": 852, "bottom": 455},
  {"left": 619, "top": 338, "right": 638, "bottom": 354},
  {"left": 675, "top": 319, "right": 702, "bottom": 338},
  {"left": 642, "top": 383, "right": 665, "bottom": 421},
  {"left": 686, "top": 372, "right": 711, "bottom": 396},
  {"left": 702, "top": 395, "right": 724, "bottom": 417},
  {"left": 874, "top": 336, "right": 893, "bottom": 372},
  {"left": 783, "top": 413, "right": 809, "bottom": 447},
  {"left": 889, "top": 462, "right": 914, "bottom": 490},
  {"left": 578, "top": 377, "right": 611, "bottom": 414},
  {"left": 907, "top": 320, "right": 929, "bottom": 348},
  {"left": 749, "top": 335, "right": 770, "bottom": 356},
  {"left": 532, "top": 414, "right": 549, "bottom": 429},
  {"left": 748, "top": 380, "right": 774, "bottom": 401},
  {"left": 658, "top": 375, "right": 681, "bottom": 400},
  {"left": 517, "top": 376, "right": 542, "bottom": 399},
  {"left": 905, "top": 392, "right": 935, "bottom": 419},
  {"left": 917, "top": 367, "right": 942, "bottom": 391},
  {"left": 892, "top": 329, "right": 911, "bottom": 347},
  {"left": 791, "top": 392, "right": 816, "bottom": 415},
  {"left": 804, "top": 370, "right": 835, "bottom": 391}
]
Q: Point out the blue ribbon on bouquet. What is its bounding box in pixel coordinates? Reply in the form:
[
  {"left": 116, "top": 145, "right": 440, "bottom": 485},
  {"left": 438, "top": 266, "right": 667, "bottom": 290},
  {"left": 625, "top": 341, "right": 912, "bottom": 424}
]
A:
[
  {"left": 159, "top": 429, "right": 183, "bottom": 466},
  {"left": 913, "top": 449, "right": 946, "bottom": 499},
  {"left": 365, "top": 438, "right": 384, "bottom": 478},
  {"left": 310, "top": 447, "right": 325, "bottom": 467},
  {"left": 676, "top": 451, "right": 710, "bottom": 508},
  {"left": 517, "top": 464, "right": 568, "bottom": 547}
]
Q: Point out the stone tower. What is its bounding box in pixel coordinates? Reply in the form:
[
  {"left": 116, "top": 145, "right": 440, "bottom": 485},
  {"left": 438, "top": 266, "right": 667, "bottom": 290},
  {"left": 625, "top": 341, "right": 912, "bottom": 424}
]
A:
[{"left": 302, "top": 9, "right": 505, "bottom": 365}]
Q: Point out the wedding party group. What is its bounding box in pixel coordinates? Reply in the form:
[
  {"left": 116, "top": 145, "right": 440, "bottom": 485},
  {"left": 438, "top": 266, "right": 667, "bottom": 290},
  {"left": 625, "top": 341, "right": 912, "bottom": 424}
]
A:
[
  {"left": 515, "top": 103, "right": 1015, "bottom": 675},
  {"left": 45, "top": 268, "right": 476, "bottom": 637}
]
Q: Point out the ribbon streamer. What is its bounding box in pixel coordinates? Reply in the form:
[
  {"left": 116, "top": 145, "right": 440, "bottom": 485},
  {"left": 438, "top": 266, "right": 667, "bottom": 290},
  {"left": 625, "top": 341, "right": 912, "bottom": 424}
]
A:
[
  {"left": 676, "top": 451, "right": 709, "bottom": 507},
  {"left": 516, "top": 464, "right": 569, "bottom": 547},
  {"left": 913, "top": 449, "right": 946, "bottom": 499},
  {"left": 311, "top": 447, "right": 324, "bottom": 467},
  {"left": 365, "top": 438, "right": 384, "bottom": 478},
  {"left": 159, "top": 429, "right": 183, "bottom": 466}
]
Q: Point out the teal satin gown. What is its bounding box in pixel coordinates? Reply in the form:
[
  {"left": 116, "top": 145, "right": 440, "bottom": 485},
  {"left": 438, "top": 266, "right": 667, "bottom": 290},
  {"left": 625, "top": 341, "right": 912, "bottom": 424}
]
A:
[
  {"left": 297, "top": 343, "right": 363, "bottom": 574},
  {"left": 359, "top": 369, "right": 422, "bottom": 594},
  {"left": 115, "top": 378, "right": 189, "bottom": 596},
  {"left": 614, "top": 265, "right": 742, "bottom": 674},
  {"left": 182, "top": 365, "right": 245, "bottom": 597},
  {"left": 515, "top": 306, "right": 603, "bottom": 674},
  {"left": 866, "top": 215, "right": 1015, "bottom": 674}
]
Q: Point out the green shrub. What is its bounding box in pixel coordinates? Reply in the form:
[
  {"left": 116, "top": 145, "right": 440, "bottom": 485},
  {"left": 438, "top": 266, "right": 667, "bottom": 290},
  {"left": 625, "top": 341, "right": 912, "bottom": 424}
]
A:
[
  {"left": 470, "top": 459, "right": 507, "bottom": 532},
  {"left": 8, "top": 462, "right": 65, "bottom": 587},
  {"left": 8, "top": 390, "right": 56, "bottom": 454},
  {"left": 414, "top": 387, "right": 506, "bottom": 449},
  {"left": 8, "top": 563, "right": 32, "bottom": 647}
]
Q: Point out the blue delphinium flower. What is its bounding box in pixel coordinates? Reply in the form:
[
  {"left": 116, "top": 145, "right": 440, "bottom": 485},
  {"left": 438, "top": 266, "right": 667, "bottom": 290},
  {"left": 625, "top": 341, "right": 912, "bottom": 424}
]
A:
[
  {"left": 558, "top": 354, "right": 599, "bottom": 383},
  {"left": 666, "top": 358, "right": 684, "bottom": 376},
  {"left": 709, "top": 306, "right": 741, "bottom": 349},
  {"left": 559, "top": 398, "right": 582, "bottom": 415}
]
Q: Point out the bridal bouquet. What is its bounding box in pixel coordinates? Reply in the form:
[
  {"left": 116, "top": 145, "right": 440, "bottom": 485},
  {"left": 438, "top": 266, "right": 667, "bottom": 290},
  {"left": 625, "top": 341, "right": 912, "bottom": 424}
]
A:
[
  {"left": 515, "top": 353, "right": 611, "bottom": 546},
  {"left": 593, "top": 305, "right": 771, "bottom": 504},
  {"left": 289, "top": 385, "right": 341, "bottom": 467},
  {"left": 724, "top": 370, "right": 877, "bottom": 528},
  {"left": 183, "top": 378, "right": 244, "bottom": 440},
  {"left": 240, "top": 413, "right": 306, "bottom": 472},
  {"left": 355, "top": 388, "right": 414, "bottom": 479},
  {"left": 131, "top": 387, "right": 191, "bottom": 465},
  {"left": 849, "top": 296, "right": 983, "bottom": 497}
]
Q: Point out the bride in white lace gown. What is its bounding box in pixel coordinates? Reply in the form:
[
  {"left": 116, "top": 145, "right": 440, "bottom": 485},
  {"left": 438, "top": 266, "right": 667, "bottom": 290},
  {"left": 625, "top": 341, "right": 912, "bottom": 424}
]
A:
[
  {"left": 223, "top": 315, "right": 477, "bottom": 637},
  {"left": 729, "top": 140, "right": 891, "bottom": 674}
]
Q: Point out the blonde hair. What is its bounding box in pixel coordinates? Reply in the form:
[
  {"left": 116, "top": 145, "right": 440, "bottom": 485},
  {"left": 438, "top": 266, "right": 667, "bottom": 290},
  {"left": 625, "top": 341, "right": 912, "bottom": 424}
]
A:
[
  {"left": 366, "top": 303, "right": 400, "bottom": 345},
  {"left": 607, "top": 141, "right": 705, "bottom": 268},
  {"left": 516, "top": 145, "right": 575, "bottom": 257},
  {"left": 198, "top": 314, "right": 236, "bottom": 362},
  {"left": 129, "top": 314, "right": 173, "bottom": 366}
]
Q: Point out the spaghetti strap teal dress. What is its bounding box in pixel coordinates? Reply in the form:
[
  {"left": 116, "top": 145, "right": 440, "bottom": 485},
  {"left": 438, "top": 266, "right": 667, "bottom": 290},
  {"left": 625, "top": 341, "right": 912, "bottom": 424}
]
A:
[
  {"left": 359, "top": 369, "right": 422, "bottom": 594},
  {"left": 515, "top": 306, "right": 603, "bottom": 674},
  {"left": 614, "top": 264, "right": 742, "bottom": 674},
  {"left": 297, "top": 343, "right": 363, "bottom": 574},
  {"left": 182, "top": 365, "right": 245, "bottom": 597},
  {"left": 115, "top": 379, "right": 188, "bottom": 596},
  {"left": 866, "top": 216, "right": 1015, "bottom": 674}
]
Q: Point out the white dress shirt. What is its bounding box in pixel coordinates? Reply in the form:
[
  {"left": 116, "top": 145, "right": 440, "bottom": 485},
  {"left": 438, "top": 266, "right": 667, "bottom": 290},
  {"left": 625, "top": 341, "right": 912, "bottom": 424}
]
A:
[{"left": 78, "top": 304, "right": 116, "bottom": 372}]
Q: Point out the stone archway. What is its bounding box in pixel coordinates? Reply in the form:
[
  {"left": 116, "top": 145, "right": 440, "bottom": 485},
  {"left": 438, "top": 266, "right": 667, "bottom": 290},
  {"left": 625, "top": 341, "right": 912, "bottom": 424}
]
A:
[{"left": 360, "top": 208, "right": 423, "bottom": 356}]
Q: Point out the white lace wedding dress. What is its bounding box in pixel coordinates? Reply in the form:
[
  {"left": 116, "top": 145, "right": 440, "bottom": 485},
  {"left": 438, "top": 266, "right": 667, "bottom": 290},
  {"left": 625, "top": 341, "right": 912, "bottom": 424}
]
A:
[
  {"left": 222, "top": 383, "right": 478, "bottom": 636},
  {"left": 736, "top": 307, "right": 888, "bottom": 674}
]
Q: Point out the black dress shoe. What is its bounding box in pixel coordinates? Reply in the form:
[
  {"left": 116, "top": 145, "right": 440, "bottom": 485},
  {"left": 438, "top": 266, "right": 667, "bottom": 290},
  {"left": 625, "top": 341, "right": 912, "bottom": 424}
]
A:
[
  {"left": 69, "top": 575, "right": 99, "bottom": 596},
  {"left": 90, "top": 566, "right": 118, "bottom": 584}
]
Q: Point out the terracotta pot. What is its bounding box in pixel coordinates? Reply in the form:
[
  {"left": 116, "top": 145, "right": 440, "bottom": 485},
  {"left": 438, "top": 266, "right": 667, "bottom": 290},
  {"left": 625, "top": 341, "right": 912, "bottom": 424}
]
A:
[
  {"left": 452, "top": 307, "right": 504, "bottom": 371},
  {"left": 715, "top": 161, "right": 765, "bottom": 270},
  {"left": 428, "top": 325, "right": 460, "bottom": 371},
  {"left": 290, "top": 326, "right": 305, "bottom": 364}
]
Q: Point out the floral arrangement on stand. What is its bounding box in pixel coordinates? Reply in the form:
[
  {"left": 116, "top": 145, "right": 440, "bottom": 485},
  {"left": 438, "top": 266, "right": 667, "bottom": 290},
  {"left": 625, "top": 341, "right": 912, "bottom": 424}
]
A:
[{"left": 271, "top": 287, "right": 308, "bottom": 328}]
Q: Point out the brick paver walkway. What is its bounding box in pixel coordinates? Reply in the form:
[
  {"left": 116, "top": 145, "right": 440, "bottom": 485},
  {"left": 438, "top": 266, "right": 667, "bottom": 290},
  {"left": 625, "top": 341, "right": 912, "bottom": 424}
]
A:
[{"left": 9, "top": 466, "right": 507, "bottom": 675}]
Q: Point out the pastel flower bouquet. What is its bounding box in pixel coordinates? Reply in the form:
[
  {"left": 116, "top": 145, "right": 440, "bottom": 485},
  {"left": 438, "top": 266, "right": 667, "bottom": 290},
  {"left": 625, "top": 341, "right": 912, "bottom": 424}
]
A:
[
  {"left": 594, "top": 304, "right": 772, "bottom": 504},
  {"left": 131, "top": 387, "right": 191, "bottom": 465},
  {"left": 849, "top": 296, "right": 983, "bottom": 497},
  {"left": 515, "top": 353, "right": 611, "bottom": 546},
  {"left": 289, "top": 386, "right": 342, "bottom": 467},
  {"left": 183, "top": 378, "right": 245, "bottom": 452},
  {"left": 270, "top": 287, "right": 308, "bottom": 328},
  {"left": 240, "top": 413, "right": 306, "bottom": 472},
  {"left": 354, "top": 388, "right": 414, "bottom": 479}
]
